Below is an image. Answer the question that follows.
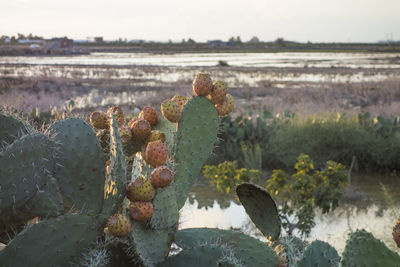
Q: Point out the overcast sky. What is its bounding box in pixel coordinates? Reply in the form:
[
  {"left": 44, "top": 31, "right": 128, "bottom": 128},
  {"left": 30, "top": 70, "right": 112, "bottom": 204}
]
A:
[{"left": 1, "top": 0, "right": 399, "bottom": 42}]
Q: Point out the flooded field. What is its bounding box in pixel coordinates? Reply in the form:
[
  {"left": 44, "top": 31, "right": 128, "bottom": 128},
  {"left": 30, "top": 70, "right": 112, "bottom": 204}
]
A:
[
  {"left": 181, "top": 174, "right": 400, "bottom": 254},
  {"left": 1, "top": 52, "right": 400, "bottom": 117},
  {"left": 1, "top": 52, "right": 400, "bottom": 68}
]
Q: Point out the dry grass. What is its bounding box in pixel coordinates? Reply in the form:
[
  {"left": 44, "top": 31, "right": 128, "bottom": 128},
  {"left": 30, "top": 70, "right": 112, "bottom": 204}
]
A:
[{"left": 1, "top": 65, "right": 400, "bottom": 118}]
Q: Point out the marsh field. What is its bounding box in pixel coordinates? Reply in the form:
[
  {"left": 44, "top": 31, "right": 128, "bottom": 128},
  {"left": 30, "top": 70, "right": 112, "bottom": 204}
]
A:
[{"left": 1, "top": 51, "right": 400, "bottom": 252}]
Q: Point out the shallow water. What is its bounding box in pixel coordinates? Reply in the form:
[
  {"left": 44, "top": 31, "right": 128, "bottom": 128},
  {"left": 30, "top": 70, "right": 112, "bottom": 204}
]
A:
[
  {"left": 180, "top": 175, "right": 400, "bottom": 254},
  {"left": 1, "top": 52, "right": 400, "bottom": 68}
]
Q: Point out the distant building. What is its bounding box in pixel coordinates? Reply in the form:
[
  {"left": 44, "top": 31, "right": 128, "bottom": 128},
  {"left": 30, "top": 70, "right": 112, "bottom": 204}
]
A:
[
  {"left": 4, "top": 38, "right": 11, "bottom": 44},
  {"left": 207, "top": 40, "right": 235, "bottom": 48},
  {"left": 18, "top": 39, "right": 43, "bottom": 44},
  {"left": 44, "top": 37, "right": 73, "bottom": 49},
  {"left": 94, "top": 37, "right": 103, "bottom": 43}
]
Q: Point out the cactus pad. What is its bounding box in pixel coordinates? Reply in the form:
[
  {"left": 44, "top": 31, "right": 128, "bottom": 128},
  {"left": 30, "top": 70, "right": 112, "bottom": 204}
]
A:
[
  {"left": 175, "top": 228, "right": 279, "bottom": 267},
  {"left": 340, "top": 229, "right": 400, "bottom": 267},
  {"left": 173, "top": 96, "right": 219, "bottom": 209},
  {"left": 0, "top": 214, "right": 100, "bottom": 267},
  {"left": 0, "top": 133, "right": 56, "bottom": 214},
  {"left": 297, "top": 240, "right": 340, "bottom": 267},
  {"left": 236, "top": 183, "right": 281, "bottom": 240},
  {"left": 0, "top": 112, "right": 30, "bottom": 148},
  {"left": 101, "top": 115, "right": 127, "bottom": 221},
  {"left": 158, "top": 244, "right": 237, "bottom": 267},
  {"left": 50, "top": 118, "right": 105, "bottom": 215}
]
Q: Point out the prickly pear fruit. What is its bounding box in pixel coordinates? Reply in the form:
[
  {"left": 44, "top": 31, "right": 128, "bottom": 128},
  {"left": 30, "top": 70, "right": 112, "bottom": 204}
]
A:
[
  {"left": 172, "top": 95, "right": 188, "bottom": 110},
  {"left": 215, "top": 94, "right": 234, "bottom": 117},
  {"left": 150, "top": 166, "right": 174, "bottom": 188},
  {"left": 208, "top": 80, "right": 227, "bottom": 104},
  {"left": 161, "top": 98, "right": 181, "bottom": 123},
  {"left": 129, "top": 201, "right": 153, "bottom": 222},
  {"left": 119, "top": 126, "right": 132, "bottom": 145},
  {"left": 107, "top": 214, "right": 131, "bottom": 237},
  {"left": 139, "top": 106, "right": 158, "bottom": 126},
  {"left": 193, "top": 72, "right": 213, "bottom": 96},
  {"left": 146, "top": 130, "right": 166, "bottom": 143},
  {"left": 145, "top": 140, "right": 168, "bottom": 167},
  {"left": 127, "top": 117, "right": 139, "bottom": 129},
  {"left": 90, "top": 111, "right": 108, "bottom": 129},
  {"left": 393, "top": 218, "right": 400, "bottom": 248},
  {"left": 127, "top": 177, "right": 156, "bottom": 202},
  {"left": 129, "top": 118, "right": 151, "bottom": 140},
  {"left": 107, "top": 106, "right": 125, "bottom": 126}
]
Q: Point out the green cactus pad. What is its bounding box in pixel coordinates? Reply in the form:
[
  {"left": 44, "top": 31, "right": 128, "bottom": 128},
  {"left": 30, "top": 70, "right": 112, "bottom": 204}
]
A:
[
  {"left": 0, "top": 133, "right": 56, "bottom": 214},
  {"left": 158, "top": 244, "right": 237, "bottom": 267},
  {"left": 0, "top": 112, "right": 30, "bottom": 148},
  {"left": 150, "top": 185, "right": 179, "bottom": 230},
  {"left": 22, "top": 176, "right": 64, "bottom": 217},
  {"left": 130, "top": 154, "right": 179, "bottom": 230},
  {"left": 50, "top": 118, "right": 105, "bottom": 216},
  {"left": 129, "top": 221, "right": 174, "bottom": 267},
  {"left": 175, "top": 228, "right": 279, "bottom": 267},
  {"left": 340, "top": 229, "right": 400, "bottom": 267},
  {"left": 173, "top": 96, "right": 219, "bottom": 209},
  {"left": 236, "top": 183, "right": 281, "bottom": 240},
  {"left": 153, "top": 114, "right": 176, "bottom": 156},
  {"left": 297, "top": 240, "right": 340, "bottom": 267},
  {"left": 101, "top": 115, "right": 127, "bottom": 221},
  {"left": 0, "top": 214, "right": 100, "bottom": 267}
]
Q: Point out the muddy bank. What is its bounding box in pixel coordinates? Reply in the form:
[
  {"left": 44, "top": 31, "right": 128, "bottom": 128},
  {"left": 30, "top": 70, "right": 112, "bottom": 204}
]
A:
[{"left": 1, "top": 65, "right": 399, "bottom": 117}]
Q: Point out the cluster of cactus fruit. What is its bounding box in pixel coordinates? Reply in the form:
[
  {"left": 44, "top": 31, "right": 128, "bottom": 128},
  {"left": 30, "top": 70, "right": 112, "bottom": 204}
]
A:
[{"left": 1, "top": 72, "right": 400, "bottom": 267}]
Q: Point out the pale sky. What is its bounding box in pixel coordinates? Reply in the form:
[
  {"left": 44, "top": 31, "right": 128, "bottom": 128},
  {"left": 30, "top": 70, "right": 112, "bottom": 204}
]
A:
[{"left": 1, "top": 0, "right": 399, "bottom": 42}]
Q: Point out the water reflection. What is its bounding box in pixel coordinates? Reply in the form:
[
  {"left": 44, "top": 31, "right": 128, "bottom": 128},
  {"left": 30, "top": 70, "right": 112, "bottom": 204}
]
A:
[
  {"left": 1, "top": 52, "right": 400, "bottom": 68},
  {"left": 180, "top": 175, "right": 400, "bottom": 253}
]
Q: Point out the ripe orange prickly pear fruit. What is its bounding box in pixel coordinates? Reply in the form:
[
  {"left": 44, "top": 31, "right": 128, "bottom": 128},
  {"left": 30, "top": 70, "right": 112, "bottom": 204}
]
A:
[
  {"left": 171, "top": 95, "right": 187, "bottom": 110},
  {"left": 139, "top": 106, "right": 158, "bottom": 126},
  {"left": 129, "top": 118, "right": 151, "bottom": 140},
  {"left": 161, "top": 99, "right": 181, "bottom": 123},
  {"left": 150, "top": 166, "right": 174, "bottom": 188},
  {"left": 129, "top": 202, "right": 153, "bottom": 222},
  {"left": 126, "top": 177, "right": 155, "bottom": 202},
  {"left": 215, "top": 94, "right": 234, "bottom": 117},
  {"left": 208, "top": 80, "right": 227, "bottom": 104},
  {"left": 127, "top": 117, "right": 139, "bottom": 129},
  {"left": 145, "top": 140, "right": 167, "bottom": 167},
  {"left": 90, "top": 111, "right": 108, "bottom": 129},
  {"left": 146, "top": 130, "right": 166, "bottom": 143},
  {"left": 393, "top": 218, "right": 400, "bottom": 248},
  {"left": 107, "top": 214, "right": 131, "bottom": 237},
  {"left": 107, "top": 106, "right": 125, "bottom": 126},
  {"left": 193, "top": 72, "right": 213, "bottom": 96},
  {"left": 119, "top": 126, "right": 132, "bottom": 145}
]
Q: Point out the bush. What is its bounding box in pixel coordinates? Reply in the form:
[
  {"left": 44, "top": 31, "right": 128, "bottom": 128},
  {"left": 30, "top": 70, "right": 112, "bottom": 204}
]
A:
[
  {"left": 265, "top": 154, "right": 348, "bottom": 237},
  {"left": 203, "top": 161, "right": 260, "bottom": 194}
]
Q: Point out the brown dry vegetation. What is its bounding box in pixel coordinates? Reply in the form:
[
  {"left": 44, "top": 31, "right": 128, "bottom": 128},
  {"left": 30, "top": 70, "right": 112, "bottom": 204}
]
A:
[{"left": 1, "top": 65, "right": 400, "bottom": 118}]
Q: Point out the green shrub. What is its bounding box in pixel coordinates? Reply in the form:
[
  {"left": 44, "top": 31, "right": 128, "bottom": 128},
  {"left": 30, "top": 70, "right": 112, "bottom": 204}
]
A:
[
  {"left": 265, "top": 154, "right": 348, "bottom": 237},
  {"left": 203, "top": 161, "right": 261, "bottom": 194}
]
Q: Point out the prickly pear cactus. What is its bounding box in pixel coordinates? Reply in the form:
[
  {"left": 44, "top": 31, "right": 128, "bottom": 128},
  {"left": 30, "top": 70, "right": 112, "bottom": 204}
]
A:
[
  {"left": 0, "top": 112, "right": 31, "bottom": 148},
  {"left": 101, "top": 114, "right": 127, "bottom": 221},
  {"left": 124, "top": 154, "right": 178, "bottom": 266},
  {"left": 158, "top": 244, "right": 237, "bottom": 267},
  {"left": 236, "top": 183, "right": 281, "bottom": 240},
  {"left": 50, "top": 118, "right": 106, "bottom": 216},
  {"left": 173, "top": 96, "right": 219, "bottom": 209},
  {"left": 175, "top": 228, "right": 279, "bottom": 267},
  {"left": 297, "top": 240, "right": 340, "bottom": 267},
  {"left": 0, "top": 133, "right": 56, "bottom": 215},
  {"left": 340, "top": 229, "right": 400, "bottom": 267},
  {"left": 0, "top": 214, "right": 100, "bottom": 267}
]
